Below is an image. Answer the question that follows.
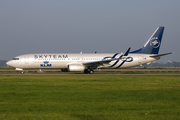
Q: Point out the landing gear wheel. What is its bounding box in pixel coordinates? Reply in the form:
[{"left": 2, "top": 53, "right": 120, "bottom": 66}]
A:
[
  {"left": 84, "top": 69, "right": 89, "bottom": 74},
  {"left": 90, "top": 70, "right": 94, "bottom": 74},
  {"left": 84, "top": 69, "right": 94, "bottom": 74}
]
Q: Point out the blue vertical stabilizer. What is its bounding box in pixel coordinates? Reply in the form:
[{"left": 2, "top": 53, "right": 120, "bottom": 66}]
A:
[{"left": 130, "top": 27, "right": 164, "bottom": 54}]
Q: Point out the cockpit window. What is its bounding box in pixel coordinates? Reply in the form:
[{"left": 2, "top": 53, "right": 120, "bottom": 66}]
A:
[{"left": 12, "top": 58, "right": 19, "bottom": 60}]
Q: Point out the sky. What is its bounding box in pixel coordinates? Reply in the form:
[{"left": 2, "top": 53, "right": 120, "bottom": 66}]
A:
[{"left": 0, "top": 0, "right": 180, "bottom": 62}]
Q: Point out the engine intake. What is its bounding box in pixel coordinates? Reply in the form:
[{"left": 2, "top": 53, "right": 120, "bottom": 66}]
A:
[{"left": 68, "top": 64, "right": 85, "bottom": 72}]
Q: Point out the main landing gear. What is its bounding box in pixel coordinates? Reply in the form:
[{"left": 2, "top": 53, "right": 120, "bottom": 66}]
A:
[{"left": 84, "top": 69, "right": 94, "bottom": 74}]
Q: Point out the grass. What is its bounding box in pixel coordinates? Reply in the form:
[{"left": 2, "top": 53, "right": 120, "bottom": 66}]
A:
[{"left": 0, "top": 75, "right": 180, "bottom": 120}]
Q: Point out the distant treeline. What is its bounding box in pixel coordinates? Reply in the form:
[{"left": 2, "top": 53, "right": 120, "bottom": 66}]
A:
[
  {"left": 143, "top": 61, "right": 180, "bottom": 68},
  {"left": 1, "top": 60, "right": 180, "bottom": 68}
]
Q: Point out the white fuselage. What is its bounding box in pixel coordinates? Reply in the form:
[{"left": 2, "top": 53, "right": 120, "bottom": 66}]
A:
[
  {"left": 6, "top": 53, "right": 159, "bottom": 70},
  {"left": 6, "top": 27, "right": 172, "bottom": 73}
]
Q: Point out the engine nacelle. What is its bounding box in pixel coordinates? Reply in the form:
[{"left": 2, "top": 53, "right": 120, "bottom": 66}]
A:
[{"left": 68, "top": 64, "right": 85, "bottom": 72}]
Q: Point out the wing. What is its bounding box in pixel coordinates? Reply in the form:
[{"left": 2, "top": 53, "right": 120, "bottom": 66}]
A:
[{"left": 83, "top": 48, "right": 131, "bottom": 68}]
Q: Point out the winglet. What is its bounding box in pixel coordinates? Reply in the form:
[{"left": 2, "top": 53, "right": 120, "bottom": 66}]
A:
[{"left": 124, "top": 47, "right": 131, "bottom": 56}]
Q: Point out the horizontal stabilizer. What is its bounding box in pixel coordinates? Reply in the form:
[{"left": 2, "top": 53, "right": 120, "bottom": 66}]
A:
[{"left": 150, "top": 52, "right": 173, "bottom": 57}]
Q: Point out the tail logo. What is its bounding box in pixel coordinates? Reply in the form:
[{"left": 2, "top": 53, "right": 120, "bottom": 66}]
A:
[{"left": 150, "top": 37, "right": 160, "bottom": 48}]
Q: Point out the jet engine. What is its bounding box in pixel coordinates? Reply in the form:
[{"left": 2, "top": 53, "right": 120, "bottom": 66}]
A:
[{"left": 68, "top": 64, "right": 85, "bottom": 72}]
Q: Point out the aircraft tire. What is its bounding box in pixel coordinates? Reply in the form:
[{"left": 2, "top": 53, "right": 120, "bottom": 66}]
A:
[
  {"left": 90, "top": 70, "right": 94, "bottom": 74},
  {"left": 84, "top": 69, "right": 94, "bottom": 74},
  {"left": 84, "top": 69, "right": 89, "bottom": 74}
]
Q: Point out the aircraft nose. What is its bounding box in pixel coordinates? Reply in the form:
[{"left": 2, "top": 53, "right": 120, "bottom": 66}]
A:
[{"left": 6, "top": 60, "right": 13, "bottom": 67}]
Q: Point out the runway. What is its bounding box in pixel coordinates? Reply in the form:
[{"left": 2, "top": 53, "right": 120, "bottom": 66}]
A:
[{"left": 1, "top": 73, "right": 180, "bottom": 75}]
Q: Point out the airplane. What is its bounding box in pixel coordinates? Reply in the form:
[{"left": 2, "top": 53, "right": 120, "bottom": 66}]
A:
[{"left": 6, "top": 27, "right": 173, "bottom": 74}]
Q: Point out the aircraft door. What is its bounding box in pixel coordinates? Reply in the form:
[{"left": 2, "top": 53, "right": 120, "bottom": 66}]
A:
[
  {"left": 24, "top": 56, "right": 29, "bottom": 64},
  {"left": 80, "top": 57, "right": 84, "bottom": 62},
  {"left": 138, "top": 56, "right": 142, "bottom": 63},
  {"left": 138, "top": 56, "right": 146, "bottom": 64}
]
